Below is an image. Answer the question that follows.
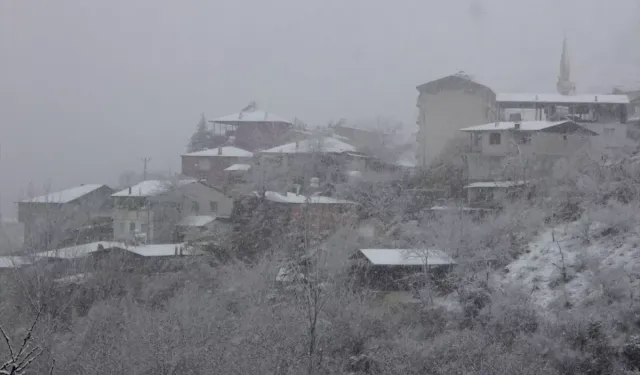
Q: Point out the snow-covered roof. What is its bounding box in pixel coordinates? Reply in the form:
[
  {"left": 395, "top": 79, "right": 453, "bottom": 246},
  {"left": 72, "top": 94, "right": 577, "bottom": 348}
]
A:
[
  {"left": 497, "top": 93, "right": 630, "bottom": 105},
  {"left": 34, "top": 241, "right": 200, "bottom": 259},
  {"left": 224, "top": 163, "right": 252, "bottom": 171},
  {"left": 34, "top": 241, "right": 125, "bottom": 259},
  {"left": 263, "top": 191, "right": 357, "bottom": 205},
  {"left": 212, "top": 110, "right": 292, "bottom": 124},
  {"left": 428, "top": 206, "right": 495, "bottom": 212},
  {"left": 356, "top": 248, "right": 456, "bottom": 266},
  {"left": 21, "top": 184, "right": 107, "bottom": 204},
  {"left": 126, "top": 243, "right": 199, "bottom": 257},
  {"left": 112, "top": 179, "right": 197, "bottom": 197},
  {"left": 460, "top": 120, "right": 572, "bottom": 132},
  {"left": 182, "top": 146, "right": 253, "bottom": 158},
  {"left": 177, "top": 215, "right": 216, "bottom": 227},
  {"left": 54, "top": 273, "right": 93, "bottom": 284},
  {"left": 261, "top": 137, "right": 356, "bottom": 154},
  {"left": 464, "top": 181, "right": 528, "bottom": 189},
  {"left": 0, "top": 256, "right": 33, "bottom": 269}
]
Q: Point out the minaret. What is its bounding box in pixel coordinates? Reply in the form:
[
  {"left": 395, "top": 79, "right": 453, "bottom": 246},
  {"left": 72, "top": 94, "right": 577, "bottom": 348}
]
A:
[{"left": 556, "top": 37, "right": 576, "bottom": 95}]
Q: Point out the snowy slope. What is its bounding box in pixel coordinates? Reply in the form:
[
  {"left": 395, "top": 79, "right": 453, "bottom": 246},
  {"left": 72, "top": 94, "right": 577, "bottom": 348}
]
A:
[{"left": 496, "top": 221, "right": 640, "bottom": 311}]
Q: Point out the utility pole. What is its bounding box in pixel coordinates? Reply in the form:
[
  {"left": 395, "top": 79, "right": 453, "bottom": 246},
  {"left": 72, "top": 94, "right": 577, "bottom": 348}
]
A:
[{"left": 142, "top": 157, "right": 151, "bottom": 181}]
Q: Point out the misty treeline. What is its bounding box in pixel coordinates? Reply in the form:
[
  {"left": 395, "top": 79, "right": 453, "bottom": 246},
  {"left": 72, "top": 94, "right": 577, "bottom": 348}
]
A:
[{"left": 7, "top": 140, "right": 640, "bottom": 374}]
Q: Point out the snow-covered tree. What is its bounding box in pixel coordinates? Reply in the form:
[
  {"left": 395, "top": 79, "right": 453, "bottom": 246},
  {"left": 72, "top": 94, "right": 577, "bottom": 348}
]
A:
[{"left": 186, "top": 113, "right": 215, "bottom": 153}]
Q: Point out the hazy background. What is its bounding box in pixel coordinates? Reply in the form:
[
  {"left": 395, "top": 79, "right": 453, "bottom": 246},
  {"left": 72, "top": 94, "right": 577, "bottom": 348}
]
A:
[{"left": 1, "top": 0, "right": 639, "bottom": 218}]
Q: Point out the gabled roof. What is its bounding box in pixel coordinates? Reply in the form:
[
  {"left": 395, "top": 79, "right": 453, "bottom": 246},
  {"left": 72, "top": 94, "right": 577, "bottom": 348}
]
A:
[
  {"left": 182, "top": 146, "right": 253, "bottom": 158},
  {"left": 20, "top": 184, "right": 109, "bottom": 204},
  {"left": 112, "top": 179, "right": 198, "bottom": 197},
  {"left": 459, "top": 120, "right": 598, "bottom": 135},
  {"left": 211, "top": 109, "right": 292, "bottom": 125},
  {"left": 261, "top": 137, "right": 356, "bottom": 154},
  {"left": 353, "top": 248, "right": 456, "bottom": 266},
  {"left": 416, "top": 73, "right": 494, "bottom": 95},
  {"left": 496, "top": 93, "right": 630, "bottom": 105}
]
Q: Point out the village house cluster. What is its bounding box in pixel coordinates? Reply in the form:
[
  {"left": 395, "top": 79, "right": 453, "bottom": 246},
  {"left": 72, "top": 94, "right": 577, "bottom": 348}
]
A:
[
  {"left": 417, "top": 38, "right": 640, "bottom": 211},
  {"left": 3, "top": 38, "right": 640, "bottom": 292}
]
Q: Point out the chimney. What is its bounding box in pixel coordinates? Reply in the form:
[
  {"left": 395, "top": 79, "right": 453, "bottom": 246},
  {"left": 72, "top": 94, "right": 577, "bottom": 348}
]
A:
[
  {"left": 295, "top": 141, "right": 299, "bottom": 150},
  {"left": 217, "top": 147, "right": 223, "bottom": 156},
  {"left": 514, "top": 122, "right": 521, "bottom": 130},
  {"left": 128, "top": 186, "right": 132, "bottom": 195}
]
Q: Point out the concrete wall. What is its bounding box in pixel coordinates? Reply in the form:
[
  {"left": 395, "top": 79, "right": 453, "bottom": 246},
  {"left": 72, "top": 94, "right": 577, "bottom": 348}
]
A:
[
  {"left": 113, "top": 182, "right": 233, "bottom": 243},
  {"left": 466, "top": 130, "right": 590, "bottom": 180},
  {"left": 581, "top": 122, "right": 629, "bottom": 150},
  {"left": 416, "top": 89, "right": 494, "bottom": 166},
  {"left": 18, "top": 186, "right": 113, "bottom": 250}
]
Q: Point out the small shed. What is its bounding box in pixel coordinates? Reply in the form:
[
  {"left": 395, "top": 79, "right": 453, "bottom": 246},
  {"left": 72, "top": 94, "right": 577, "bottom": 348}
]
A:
[
  {"left": 349, "top": 248, "right": 456, "bottom": 291},
  {"left": 175, "top": 215, "right": 217, "bottom": 241},
  {"left": 464, "top": 180, "right": 532, "bottom": 208}
]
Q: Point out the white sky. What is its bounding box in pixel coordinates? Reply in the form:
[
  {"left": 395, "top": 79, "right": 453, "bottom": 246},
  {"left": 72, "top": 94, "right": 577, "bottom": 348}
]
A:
[{"left": 1, "top": 0, "right": 639, "bottom": 217}]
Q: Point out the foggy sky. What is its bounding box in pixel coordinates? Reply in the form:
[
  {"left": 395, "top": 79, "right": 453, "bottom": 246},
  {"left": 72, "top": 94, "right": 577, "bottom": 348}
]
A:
[{"left": 1, "top": 0, "right": 639, "bottom": 217}]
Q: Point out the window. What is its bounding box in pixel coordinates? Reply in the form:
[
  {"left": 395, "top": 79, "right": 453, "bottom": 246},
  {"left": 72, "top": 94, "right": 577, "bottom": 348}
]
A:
[
  {"left": 604, "top": 128, "right": 615, "bottom": 137},
  {"left": 209, "top": 201, "right": 218, "bottom": 213},
  {"left": 141, "top": 223, "right": 148, "bottom": 234},
  {"left": 120, "top": 222, "right": 126, "bottom": 233},
  {"left": 563, "top": 135, "right": 568, "bottom": 141},
  {"left": 129, "top": 222, "right": 136, "bottom": 233},
  {"left": 192, "top": 202, "right": 200, "bottom": 215},
  {"left": 489, "top": 133, "right": 501, "bottom": 145}
]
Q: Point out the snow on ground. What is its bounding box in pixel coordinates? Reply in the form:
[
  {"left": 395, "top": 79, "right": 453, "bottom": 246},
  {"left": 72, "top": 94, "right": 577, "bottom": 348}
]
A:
[{"left": 496, "top": 221, "right": 640, "bottom": 311}]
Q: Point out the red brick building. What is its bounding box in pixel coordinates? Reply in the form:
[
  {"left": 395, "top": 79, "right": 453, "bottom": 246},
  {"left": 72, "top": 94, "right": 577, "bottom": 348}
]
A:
[{"left": 181, "top": 146, "right": 253, "bottom": 187}]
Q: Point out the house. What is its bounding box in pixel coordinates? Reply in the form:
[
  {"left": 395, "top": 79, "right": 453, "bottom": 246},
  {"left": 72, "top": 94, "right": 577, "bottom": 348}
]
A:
[
  {"left": 349, "top": 248, "right": 456, "bottom": 290},
  {"left": 415, "top": 72, "right": 497, "bottom": 167},
  {"left": 244, "top": 190, "right": 358, "bottom": 236},
  {"left": 210, "top": 103, "right": 294, "bottom": 152},
  {"left": 17, "top": 184, "right": 114, "bottom": 250},
  {"left": 495, "top": 93, "right": 631, "bottom": 151},
  {"left": 31, "top": 241, "right": 202, "bottom": 276},
  {"left": 459, "top": 120, "right": 597, "bottom": 180},
  {"left": 111, "top": 179, "right": 233, "bottom": 243},
  {"left": 181, "top": 146, "right": 253, "bottom": 187},
  {"left": 256, "top": 136, "right": 364, "bottom": 191}
]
